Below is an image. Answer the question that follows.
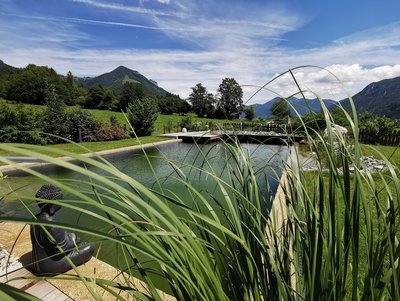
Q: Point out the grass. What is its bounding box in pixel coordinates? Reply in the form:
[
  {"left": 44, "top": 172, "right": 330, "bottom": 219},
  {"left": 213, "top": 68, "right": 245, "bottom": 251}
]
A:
[
  {"left": 1, "top": 68, "right": 399, "bottom": 300},
  {"left": 0, "top": 101, "right": 250, "bottom": 135},
  {"left": 0, "top": 136, "right": 171, "bottom": 159},
  {"left": 88, "top": 109, "right": 248, "bottom": 134}
]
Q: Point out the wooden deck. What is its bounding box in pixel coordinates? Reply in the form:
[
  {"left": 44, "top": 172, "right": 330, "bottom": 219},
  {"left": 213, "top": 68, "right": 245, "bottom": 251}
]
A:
[
  {"left": 160, "top": 131, "right": 304, "bottom": 144},
  {"left": 0, "top": 267, "right": 73, "bottom": 300}
]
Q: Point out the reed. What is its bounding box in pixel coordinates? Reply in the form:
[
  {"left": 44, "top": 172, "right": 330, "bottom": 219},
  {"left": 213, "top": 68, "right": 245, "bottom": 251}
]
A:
[{"left": 0, "top": 68, "right": 399, "bottom": 300}]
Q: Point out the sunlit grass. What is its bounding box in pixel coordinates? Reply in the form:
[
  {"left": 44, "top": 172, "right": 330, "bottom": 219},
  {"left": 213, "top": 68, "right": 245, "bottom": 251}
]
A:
[{"left": 1, "top": 68, "right": 399, "bottom": 300}]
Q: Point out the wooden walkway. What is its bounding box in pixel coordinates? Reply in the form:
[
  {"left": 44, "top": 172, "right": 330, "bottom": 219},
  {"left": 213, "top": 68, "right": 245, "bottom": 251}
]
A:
[
  {"left": 0, "top": 267, "right": 73, "bottom": 301},
  {"left": 160, "top": 131, "right": 304, "bottom": 144}
]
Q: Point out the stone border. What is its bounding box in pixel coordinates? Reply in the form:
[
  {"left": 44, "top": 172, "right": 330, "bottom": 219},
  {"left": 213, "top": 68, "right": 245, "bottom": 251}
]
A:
[{"left": 0, "top": 139, "right": 181, "bottom": 176}]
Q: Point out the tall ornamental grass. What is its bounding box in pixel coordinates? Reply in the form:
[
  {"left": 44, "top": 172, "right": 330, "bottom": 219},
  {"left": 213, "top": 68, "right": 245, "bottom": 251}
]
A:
[{"left": 0, "top": 67, "right": 399, "bottom": 300}]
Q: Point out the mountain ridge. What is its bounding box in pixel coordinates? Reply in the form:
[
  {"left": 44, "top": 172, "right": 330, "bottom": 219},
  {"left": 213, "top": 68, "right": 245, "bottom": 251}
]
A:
[
  {"left": 339, "top": 76, "right": 400, "bottom": 119},
  {"left": 250, "top": 97, "right": 336, "bottom": 118},
  {"left": 77, "top": 65, "right": 168, "bottom": 96}
]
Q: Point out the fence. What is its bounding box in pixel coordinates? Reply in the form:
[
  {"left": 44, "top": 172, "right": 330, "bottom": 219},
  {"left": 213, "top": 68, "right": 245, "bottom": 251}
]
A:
[
  {"left": 163, "top": 122, "right": 289, "bottom": 134},
  {"left": 358, "top": 129, "right": 400, "bottom": 146}
]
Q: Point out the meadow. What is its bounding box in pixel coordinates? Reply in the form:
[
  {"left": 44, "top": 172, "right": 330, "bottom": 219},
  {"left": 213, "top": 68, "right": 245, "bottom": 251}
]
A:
[{"left": 0, "top": 71, "right": 399, "bottom": 300}]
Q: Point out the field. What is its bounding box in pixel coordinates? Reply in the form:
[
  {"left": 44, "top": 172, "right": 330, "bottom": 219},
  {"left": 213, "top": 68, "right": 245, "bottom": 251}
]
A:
[{"left": 0, "top": 103, "right": 250, "bottom": 158}]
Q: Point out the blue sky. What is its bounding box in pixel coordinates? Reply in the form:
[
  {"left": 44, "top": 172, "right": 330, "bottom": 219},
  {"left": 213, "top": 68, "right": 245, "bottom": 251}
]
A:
[{"left": 1, "top": 0, "right": 400, "bottom": 103}]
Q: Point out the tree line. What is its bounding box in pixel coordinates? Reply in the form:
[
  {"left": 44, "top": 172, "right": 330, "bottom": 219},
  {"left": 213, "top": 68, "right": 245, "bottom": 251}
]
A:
[
  {"left": 0, "top": 63, "right": 263, "bottom": 141},
  {"left": 0, "top": 64, "right": 190, "bottom": 115},
  {"left": 0, "top": 64, "right": 247, "bottom": 121},
  {"left": 0, "top": 85, "right": 127, "bottom": 144},
  {"left": 188, "top": 78, "right": 244, "bottom": 120}
]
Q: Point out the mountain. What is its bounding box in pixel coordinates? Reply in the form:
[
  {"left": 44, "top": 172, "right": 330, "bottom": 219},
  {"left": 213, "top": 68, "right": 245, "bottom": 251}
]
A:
[
  {"left": 339, "top": 76, "right": 400, "bottom": 119},
  {"left": 251, "top": 97, "right": 336, "bottom": 118},
  {"left": 77, "top": 66, "right": 168, "bottom": 96},
  {"left": 0, "top": 60, "right": 20, "bottom": 77}
]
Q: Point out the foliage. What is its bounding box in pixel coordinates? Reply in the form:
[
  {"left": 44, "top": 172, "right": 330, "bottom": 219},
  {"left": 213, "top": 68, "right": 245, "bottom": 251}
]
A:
[
  {"left": 245, "top": 105, "right": 255, "bottom": 121},
  {"left": 271, "top": 97, "right": 291, "bottom": 122},
  {"left": 188, "top": 83, "right": 215, "bottom": 117},
  {"left": 126, "top": 96, "right": 159, "bottom": 136},
  {"left": 0, "top": 95, "right": 126, "bottom": 144},
  {"left": 0, "top": 100, "right": 43, "bottom": 144},
  {"left": 359, "top": 111, "right": 399, "bottom": 135},
  {"left": 3, "top": 64, "right": 78, "bottom": 105},
  {"left": 216, "top": 78, "right": 243, "bottom": 120},
  {"left": 340, "top": 76, "right": 400, "bottom": 119},
  {"left": 118, "top": 82, "right": 145, "bottom": 111},
  {"left": 1, "top": 67, "right": 400, "bottom": 300},
  {"left": 78, "top": 65, "right": 168, "bottom": 96},
  {"left": 157, "top": 93, "right": 191, "bottom": 115},
  {"left": 84, "top": 85, "right": 117, "bottom": 110},
  {"left": 40, "top": 84, "right": 71, "bottom": 144},
  {"left": 66, "top": 108, "right": 102, "bottom": 142}
]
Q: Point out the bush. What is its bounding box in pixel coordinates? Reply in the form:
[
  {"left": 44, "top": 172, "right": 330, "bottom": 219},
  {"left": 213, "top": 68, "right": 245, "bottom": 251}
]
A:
[
  {"left": 93, "top": 121, "right": 128, "bottom": 141},
  {"left": 0, "top": 100, "right": 44, "bottom": 144},
  {"left": 126, "top": 96, "right": 159, "bottom": 137},
  {"left": 179, "top": 116, "right": 194, "bottom": 131},
  {"left": 66, "top": 109, "right": 101, "bottom": 142}
]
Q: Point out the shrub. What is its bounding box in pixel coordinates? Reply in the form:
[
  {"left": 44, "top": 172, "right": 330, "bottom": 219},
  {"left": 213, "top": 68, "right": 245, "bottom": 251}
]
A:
[
  {"left": 179, "top": 116, "right": 193, "bottom": 130},
  {"left": 0, "top": 100, "right": 44, "bottom": 144},
  {"left": 126, "top": 96, "right": 159, "bottom": 137},
  {"left": 1, "top": 67, "right": 400, "bottom": 300},
  {"left": 66, "top": 108, "right": 101, "bottom": 142},
  {"left": 93, "top": 121, "right": 128, "bottom": 141}
]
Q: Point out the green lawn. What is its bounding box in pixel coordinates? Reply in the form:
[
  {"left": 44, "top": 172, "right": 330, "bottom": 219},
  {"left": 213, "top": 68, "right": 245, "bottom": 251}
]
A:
[
  {"left": 361, "top": 143, "right": 400, "bottom": 165},
  {"left": 0, "top": 136, "right": 172, "bottom": 161},
  {"left": 0, "top": 103, "right": 249, "bottom": 162},
  {"left": 87, "top": 109, "right": 248, "bottom": 135},
  {"left": 303, "top": 143, "right": 400, "bottom": 298}
]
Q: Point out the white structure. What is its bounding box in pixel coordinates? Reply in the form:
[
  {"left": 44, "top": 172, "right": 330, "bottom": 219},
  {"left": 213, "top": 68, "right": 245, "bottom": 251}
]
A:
[{"left": 324, "top": 123, "right": 348, "bottom": 137}]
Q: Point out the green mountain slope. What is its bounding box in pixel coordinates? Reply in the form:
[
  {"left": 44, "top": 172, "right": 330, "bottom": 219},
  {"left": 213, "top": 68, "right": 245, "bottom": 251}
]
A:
[
  {"left": 250, "top": 97, "right": 336, "bottom": 118},
  {"left": 0, "top": 60, "right": 20, "bottom": 96},
  {"left": 0, "top": 60, "right": 20, "bottom": 75},
  {"left": 77, "top": 66, "right": 168, "bottom": 96},
  {"left": 340, "top": 76, "right": 400, "bottom": 118}
]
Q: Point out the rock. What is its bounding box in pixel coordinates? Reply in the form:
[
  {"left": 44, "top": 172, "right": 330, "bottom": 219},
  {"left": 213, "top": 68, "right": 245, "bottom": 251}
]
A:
[{"left": 0, "top": 244, "right": 23, "bottom": 276}]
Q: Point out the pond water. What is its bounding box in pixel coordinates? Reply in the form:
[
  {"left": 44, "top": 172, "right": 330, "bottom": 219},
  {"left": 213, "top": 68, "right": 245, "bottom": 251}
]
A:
[{"left": 0, "top": 141, "right": 287, "bottom": 288}]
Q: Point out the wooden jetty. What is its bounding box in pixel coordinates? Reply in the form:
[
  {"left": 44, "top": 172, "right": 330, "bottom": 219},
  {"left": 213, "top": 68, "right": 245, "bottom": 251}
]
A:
[
  {"left": 0, "top": 268, "right": 73, "bottom": 300},
  {"left": 159, "top": 131, "right": 304, "bottom": 144}
]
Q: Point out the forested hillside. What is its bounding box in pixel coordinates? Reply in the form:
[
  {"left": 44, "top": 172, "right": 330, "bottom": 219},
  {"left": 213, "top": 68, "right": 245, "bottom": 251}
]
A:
[{"left": 0, "top": 60, "right": 188, "bottom": 114}]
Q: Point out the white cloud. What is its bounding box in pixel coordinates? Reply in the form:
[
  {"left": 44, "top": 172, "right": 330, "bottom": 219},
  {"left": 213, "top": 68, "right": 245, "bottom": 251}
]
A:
[
  {"left": 1, "top": 1, "right": 400, "bottom": 105},
  {"left": 71, "top": 0, "right": 186, "bottom": 17}
]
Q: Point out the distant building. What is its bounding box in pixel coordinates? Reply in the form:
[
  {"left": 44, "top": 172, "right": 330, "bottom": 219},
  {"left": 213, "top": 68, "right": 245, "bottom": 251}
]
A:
[{"left": 149, "top": 79, "right": 158, "bottom": 86}]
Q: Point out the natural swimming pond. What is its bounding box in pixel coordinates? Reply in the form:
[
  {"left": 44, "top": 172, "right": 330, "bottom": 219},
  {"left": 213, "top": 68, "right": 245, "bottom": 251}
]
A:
[
  {"left": 1, "top": 142, "right": 287, "bottom": 212},
  {"left": 0, "top": 141, "right": 287, "bottom": 289}
]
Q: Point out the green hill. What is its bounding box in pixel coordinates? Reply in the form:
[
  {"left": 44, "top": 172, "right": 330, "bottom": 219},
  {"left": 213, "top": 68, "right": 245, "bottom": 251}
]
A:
[
  {"left": 0, "top": 60, "right": 20, "bottom": 95},
  {"left": 77, "top": 66, "right": 168, "bottom": 96},
  {"left": 0, "top": 60, "right": 20, "bottom": 75},
  {"left": 340, "top": 76, "right": 400, "bottom": 119}
]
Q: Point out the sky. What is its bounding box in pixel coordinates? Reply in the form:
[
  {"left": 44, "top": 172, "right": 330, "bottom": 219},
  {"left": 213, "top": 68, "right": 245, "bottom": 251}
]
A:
[{"left": 1, "top": 0, "right": 400, "bottom": 104}]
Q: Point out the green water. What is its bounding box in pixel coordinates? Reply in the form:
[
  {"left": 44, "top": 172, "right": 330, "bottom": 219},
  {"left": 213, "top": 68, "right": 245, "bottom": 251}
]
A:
[{"left": 0, "top": 141, "right": 287, "bottom": 290}]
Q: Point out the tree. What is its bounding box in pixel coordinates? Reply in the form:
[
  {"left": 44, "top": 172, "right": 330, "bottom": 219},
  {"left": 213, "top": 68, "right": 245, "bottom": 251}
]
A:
[
  {"left": 41, "top": 84, "right": 70, "bottom": 143},
  {"left": 5, "top": 65, "right": 74, "bottom": 105},
  {"left": 118, "top": 82, "right": 145, "bottom": 111},
  {"left": 216, "top": 78, "right": 243, "bottom": 120},
  {"left": 85, "top": 85, "right": 117, "bottom": 110},
  {"left": 271, "top": 98, "right": 291, "bottom": 121},
  {"left": 126, "top": 96, "right": 159, "bottom": 136},
  {"left": 245, "top": 105, "right": 255, "bottom": 121},
  {"left": 157, "top": 93, "right": 190, "bottom": 115},
  {"left": 188, "top": 83, "right": 214, "bottom": 117}
]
